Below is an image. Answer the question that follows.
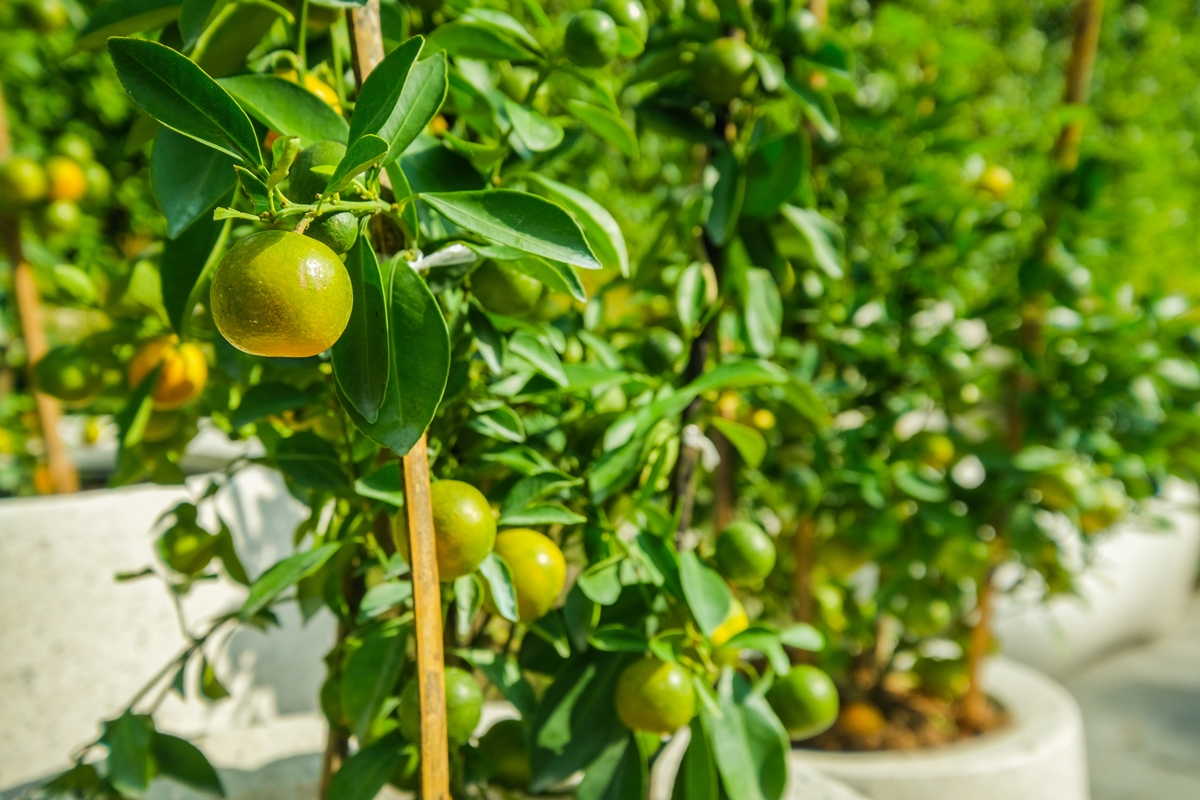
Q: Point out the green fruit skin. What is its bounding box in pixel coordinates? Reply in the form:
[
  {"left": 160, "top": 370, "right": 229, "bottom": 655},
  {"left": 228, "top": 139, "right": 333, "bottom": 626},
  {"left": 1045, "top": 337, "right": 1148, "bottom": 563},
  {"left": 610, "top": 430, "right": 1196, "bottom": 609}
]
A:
[
  {"left": 43, "top": 199, "right": 81, "bottom": 233},
  {"left": 0, "top": 156, "right": 48, "bottom": 208},
  {"left": 471, "top": 261, "right": 543, "bottom": 317},
  {"left": 904, "top": 599, "right": 952, "bottom": 638},
  {"left": 641, "top": 328, "right": 684, "bottom": 374},
  {"left": 597, "top": 0, "right": 649, "bottom": 42},
  {"left": 398, "top": 667, "right": 483, "bottom": 747},
  {"left": 477, "top": 718, "right": 532, "bottom": 789},
  {"left": 307, "top": 210, "right": 359, "bottom": 254},
  {"left": 715, "top": 520, "right": 776, "bottom": 586},
  {"left": 779, "top": 9, "right": 820, "bottom": 55},
  {"left": 289, "top": 140, "right": 348, "bottom": 203},
  {"left": 54, "top": 133, "right": 95, "bottom": 164},
  {"left": 158, "top": 522, "right": 217, "bottom": 575},
  {"left": 32, "top": 347, "right": 102, "bottom": 403},
  {"left": 565, "top": 10, "right": 620, "bottom": 68},
  {"left": 694, "top": 38, "right": 757, "bottom": 105},
  {"left": 615, "top": 658, "right": 696, "bottom": 734},
  {"left": 84, "top": 164, "right": 112, "bottom": 202},
  {"left": 393, "top": 480, "right": 497, "bottom": 581},
  {"left": 766, "top": 665, "right": 839, "bottom": 740}
]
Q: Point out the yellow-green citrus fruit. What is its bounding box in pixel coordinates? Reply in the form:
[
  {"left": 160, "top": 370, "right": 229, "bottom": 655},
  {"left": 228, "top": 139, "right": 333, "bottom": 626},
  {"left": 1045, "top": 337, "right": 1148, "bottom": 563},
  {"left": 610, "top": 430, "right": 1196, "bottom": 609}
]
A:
[
  {"left": 158, "top": 512, "right": 217, "bottom": 575},
  {"left": 779, "top": 8, "right": 820, "bottom": 55},
  {"left": 978, "top": 165, "right": 1013, "bottom": 198},
  {"left": 84, "top": 163, "right": 112, "bottom": 202},
  {"left": 818, "top": 538, "right": 867, "bottom": 580},
  {"left": 32, "top": 0, "right": 70, "bottom": 31},
  {"left": 715, "top": 520, "right": 776, "bottom": 586},
  {"left": 766, "top": 665, "right": 839, "bottom": 740},
  {"left": 694, "top": 38, "right": 757, "bottom": 105},
  {"left": 477, "top": 718, "right": 531, "bottom": 789},
  {"left": 616, "top": 658, "right": 696, "bottom": 734},
  {"left": 308, "top": 210, "right": 359, "bottom": 254},
  {"left": 903, "top": 598, "right": 952, "bottom": 638},
  {"left": 838, "top": 701, "right": 886, "bottom": 737},
  {"left": 128, "top": 336, "right": 209, "bottom": 410},
  {"left": 597, "top": 0, "right": 649, "bottom": 42},
  {"left": 916, "top": 433, "right": 955, "bottom": 470},
  {"left": 210, "top": 230, "right": 353, "bottom": 358},
  {"left": 289, "top": 140, "right": 346, "bottom": 203},
  {"left": 398, "top": 667, "right": 483, "bottom": 747},
  {"left": 393, "top": 480, "right": 496, "bottom": 581},
  {"left": 565, "top": 10, "right": 620, "bottom": 68},
  {"left": 489, "top": 528, "right": 567, "bottom": 622},
  {"left": 45, "top": 156, "right": 87, "bottom": 202},
  {"left": 915, "top": 658, "right": 969, "bottom": 700},
  {"left": 0, "top": 156, "right": 48, "bottom": 208},
  {"left": 641, "top": 328, "right": 684, "bottom": 374},
  {"left": 43, "top": 199, "right": 81, "bottom": 233},
  {"left": 709, "top": 597, "right": 749, "bottom": 647},
  {"left": 32, "top": 347, "right": 102, "bottom": 403},
  {"left": 53, "top": 133, "right": 94, "bottom": 164},
  {"left": 471, "top": 261, "right": 543, "bottom": 317}
]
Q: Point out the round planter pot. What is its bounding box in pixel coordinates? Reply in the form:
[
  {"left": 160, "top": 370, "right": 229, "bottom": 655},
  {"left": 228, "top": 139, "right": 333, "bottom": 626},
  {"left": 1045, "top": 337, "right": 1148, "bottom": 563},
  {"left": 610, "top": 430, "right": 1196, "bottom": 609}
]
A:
[{"left": 788, "top": 658, "right": 1088, "bottom": 800}]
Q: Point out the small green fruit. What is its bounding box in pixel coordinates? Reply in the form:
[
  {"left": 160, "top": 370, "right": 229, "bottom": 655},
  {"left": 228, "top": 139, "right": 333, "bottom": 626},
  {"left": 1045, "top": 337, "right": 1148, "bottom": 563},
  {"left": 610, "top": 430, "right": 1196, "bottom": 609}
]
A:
[
  {"left": 565, "top": 10, "right": 620, "bottom": 68},
  {"left": 694, "top": 38, "right": 757, "bottom": 105},
  {"left": 715, "top": 520, "right": 776, "bottom": 586}
]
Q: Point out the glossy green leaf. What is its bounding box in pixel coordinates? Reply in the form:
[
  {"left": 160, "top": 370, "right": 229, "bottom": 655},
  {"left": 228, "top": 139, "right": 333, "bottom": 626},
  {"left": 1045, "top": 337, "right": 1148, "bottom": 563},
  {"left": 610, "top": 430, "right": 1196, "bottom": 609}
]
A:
[
  {"left": 676, "top": 261, "right": 713, "bottom": 331},
  {"left": 324, "top": 134, "right": 388, "bottom": 196},
  {"left": 332, "top": 232, "right": 389, "bottom": 424},
  {"left": 779, "top": 204, "right": 845, "bottom": 279},
  {"left": 679, "top": 552, "right": 733, "bottom": 639},
  {"left": 710, "top": 417, "right": 767, "bottom": 469},
  {"left": 565, "top": 100, "right": 639, "bottom": 158},
  {"left": 240, "top": 543, "right": 341, "bottom": 619},
  {"left": 161, "top": 194, "right": 229, "bottom": 334},
  {"left": 218, "top": 75, "right": 349, "bottom": 146},
  {"left": 744, "top": 268, "right": 782, "bottom": 357},
  {"left": 229, "top": 383, "right": 312, "bottom": 429},
  {"left": 421, "top": 190, "right": 602, "bottom": 270},
  {"left": 468, "top": 303, "right": 504, "bottom": 372},
  {"left": 705, "top": 147, "right": 744, "bottom": 246},
  {"left": 383, "top": 53, "right": 449, "bottom": 164},
  {"left": 500, "top": 503, "right": 587, "bottom": 526},
  {"left": 577, "top": 557, "right": 623, "bottom": 605},
  {"left": 505, "top": 99, "right": 564, "bottom": 152},
  {"left": 355, "top": 463, "right": 405, "bottom": 507},
  {"left": 192, "top": 3, "right": 282, "bottom": 79},
  {"left": 468, "top": 405, "right": 526, "bottom": 442},
  {"left": 461, "top": 7, "right": 541, "bottom": 51},
  {"left": 152, "top": 128, "right": 237, "bottom": 239},
  {"left": 107, "top": 37, "right": 263, "bottom": 169},
  {"left": 577, "top": 734, "right": 647, "bottom": 800},
  {"left": 528, "top": 174, "right": 629, "bottom": 277},
  {"left": 480, "top": 551, "right": 519, "bottom": 623},
  {"left": 152, "top": 732, "right": 225, "bottom": 796},
  {"left": 588, "top": 625, "right": 648, "bottom": 653},
  {"left": 103, "top": 713, "right": 155, "bottom": 796},
  {"left": 358, "top": 581, "right": 413, "bottom": 622},
  {"left": 673, "top": 717, "right": 718, "bottom": 800},
  {"left": 326, "top": 731, "right": 405, "bottom": 800},
  {"left": 428, "top": 21, "right": 534, "bottom": 61},
  {"left": 779, "top": 623, "right": 824, "bottom": 652},
  {"left": 342, "top": 620, "right": 409, "bottom": 740},
  {"left": 784, "top": 77, "right": 839, "bottom": 143},
  {"left": 178, "top": 0, "right": 222, "bottom": 49},
  {"left": 341, "top": 257, "right": 450, "bottom": 456},
  {"left": 75, "top": 0, "right": 181, "bottom": 51},
  {"left": 509, "top": 257, "right": 587, "bottom": 302},
  {"left": 115, "top": 364, "right": 160, "bottom": 456},
  {"left": 509, "top": 331, "right": 568, "bottom": 387},
  {"left": 346, "top": 36, "right": 423, "bottom": 147},
  {"left": 272, "top": 432, "right": 350, "bottom": 491},
  {"left": 199, "top": 657, "right": 230, "bottom": 700},
  {"left": 459, "top": 649, "right": 537, "bottom": 719},
  {"left": 743, "top": 132, "right": 807, "bottom": 218}
]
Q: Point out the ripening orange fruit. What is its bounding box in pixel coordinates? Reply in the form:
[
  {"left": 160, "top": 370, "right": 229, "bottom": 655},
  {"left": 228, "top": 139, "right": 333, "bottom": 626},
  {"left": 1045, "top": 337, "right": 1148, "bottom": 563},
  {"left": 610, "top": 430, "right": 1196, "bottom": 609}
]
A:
[{"left": 128, "top": 335, "right": 208, "bottom": 410}]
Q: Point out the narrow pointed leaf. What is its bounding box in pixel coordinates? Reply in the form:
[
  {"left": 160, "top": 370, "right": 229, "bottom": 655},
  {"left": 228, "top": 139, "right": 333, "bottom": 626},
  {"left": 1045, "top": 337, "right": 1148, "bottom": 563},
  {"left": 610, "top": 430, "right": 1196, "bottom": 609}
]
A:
[
  {"left": 324, "top": 134, "right": 388, "bottom": 196},
  {"left": 75, "top": 0, "right": 182, "bottom": 51},
  {"left": 332, "top": 231, "right": 389, "bottom": 422},
  {"left": 152, "top": 732, "right": 225, "bottom": 796},
  {"left": 383, "top": 53, "right": 449, "bottom": 164},
  {"left": 219, "top": 75, "right": 349, "bottom": 145},
  {"left": 566, "top": 99, "right": 639, "bottom": 158},
  {"left": 106, "top": 37, "right": 263, "bottom": 169},
  {"left": 528, "top": 174, "right": 629, "bottom": 277},
  {"left": 346, "top": 36, "right": 423, "bottom": 147},
  {"left": 240, "top": 543, "right": 341, "bottom": 618},
  {"left": 152, "top": 128, "right": 237, "bottom": 239}
]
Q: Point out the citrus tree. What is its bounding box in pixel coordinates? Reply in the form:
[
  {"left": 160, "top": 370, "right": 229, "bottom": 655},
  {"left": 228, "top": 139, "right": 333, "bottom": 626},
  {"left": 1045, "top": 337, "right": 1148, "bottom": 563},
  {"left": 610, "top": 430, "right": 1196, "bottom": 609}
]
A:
[{"left": 25, "top": 1, "right": 836, "bottom": 799}]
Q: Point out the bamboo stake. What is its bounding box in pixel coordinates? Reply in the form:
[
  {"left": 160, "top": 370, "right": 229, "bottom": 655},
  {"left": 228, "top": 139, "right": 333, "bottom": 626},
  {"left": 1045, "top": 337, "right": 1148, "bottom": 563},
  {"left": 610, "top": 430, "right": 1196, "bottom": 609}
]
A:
[
  {"left": 1054, "top": 0, "right": 1106, "bottom": 170},
  {"left": 345, "top": 7, "right": 450, "bottom": 800},
  {"left": 0, "top": 83, "right": 79, "bottom": 494}
]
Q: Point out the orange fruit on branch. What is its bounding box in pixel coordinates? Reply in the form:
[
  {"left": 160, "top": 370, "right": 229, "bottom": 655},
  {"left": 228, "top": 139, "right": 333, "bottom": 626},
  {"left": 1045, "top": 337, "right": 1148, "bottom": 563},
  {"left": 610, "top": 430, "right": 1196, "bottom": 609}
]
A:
[
  {"left": 392, "top": 480, "right": 496, "bottom": 581},
  {"left": 487, "top": 528, "right": 566, "bottom": 622},
  {"left": 615, "top": 657, "right": 696, "bottom": 735},
  {"left": 128, "top": 335, "right": 208, "bottom": 410}
]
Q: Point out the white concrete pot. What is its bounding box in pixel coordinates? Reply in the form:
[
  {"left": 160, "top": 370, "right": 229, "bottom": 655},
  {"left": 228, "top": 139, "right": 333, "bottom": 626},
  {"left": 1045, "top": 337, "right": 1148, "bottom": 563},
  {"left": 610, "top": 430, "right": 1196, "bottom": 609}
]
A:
[
  {"left": 994, "top": 478, "right": 1200, "bottom": 679},
  {"left": 787, "top": 658, "right": 1088, "bottom": 800},
  {"left": 0, "top": 470, "right": 332, "bottom": 793}
]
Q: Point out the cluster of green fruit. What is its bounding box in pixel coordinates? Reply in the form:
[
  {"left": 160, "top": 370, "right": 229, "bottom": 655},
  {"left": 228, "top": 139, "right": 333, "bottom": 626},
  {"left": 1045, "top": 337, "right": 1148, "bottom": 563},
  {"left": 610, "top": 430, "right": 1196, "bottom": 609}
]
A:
[{"left": 0, "top": 134, "right": 111, "bottom": 234}]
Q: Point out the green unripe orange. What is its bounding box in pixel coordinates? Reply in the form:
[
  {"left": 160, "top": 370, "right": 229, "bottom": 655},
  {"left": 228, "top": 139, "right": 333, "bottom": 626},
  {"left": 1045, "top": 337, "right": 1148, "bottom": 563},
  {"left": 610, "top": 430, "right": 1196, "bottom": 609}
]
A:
[
  {"left": 210, "top": 230, "right": 353, "bottom": 358},
  {"left": 766, "top": 665, "right": 839, "bottom": 740},
  {"left": 488, "top": 528, "right": 567, "bottom": 622},
  {"left": 54, "top": 133, "right": 95, "bottom": 164},
  {"left": 715, "top": 520, "right": 776, "bottom": 586},
  {"left": 615, "top": 658, "right": 696, "bottom": 734},
  {"left": 471, "top": 261, "right": 543, "bottom": 317},
  {"left": 43, "top": 199, "right": 81, "bottom": 233},
  {"left": 398, "top": 666, "right": 483, "bottom": 747},
  {"left": 693, "top": 38, "right": 757, "bottom": 105},
  {"left": 641, "top": 328, "right": 684, "bottom": 374},
  {"left": 393, "top": 480, "right": 496, "bottom": 581},
  {"left": 597, "top": 0, "right": 649, "bottom": 42},
  {"left": 903, "top": 598, "right": 952, "bottom": 638},
  {"left": 307, "top": 210, "right": 359, "bottom": 254},
  {"left": 477, "top": 719, "right": 531, "bottom": 789},
  {"left": 0, "top": 156, "right": 48, "bottom": 208},
  {"left": 565, "top": 10, "right": 620, "bottom": 68},
  {"left": 32, "top": 347, "right": 103, "bottom": 404},
  {"left": 289, "top": 140, "right": 347, "bottom": 203}
]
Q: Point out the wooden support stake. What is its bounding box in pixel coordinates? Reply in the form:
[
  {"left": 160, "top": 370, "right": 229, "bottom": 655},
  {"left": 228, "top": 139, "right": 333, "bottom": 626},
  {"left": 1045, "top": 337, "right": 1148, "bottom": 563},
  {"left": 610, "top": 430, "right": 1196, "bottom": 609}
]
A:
[
  {"left": 1054, "top": 0, "right": 1106, "bottom": 170},
  {"left": 0, "top": 83, "right": 78, "bottom": 494},
  {"left": 344, "top": 8, "right": 450, "bottom": 800}
]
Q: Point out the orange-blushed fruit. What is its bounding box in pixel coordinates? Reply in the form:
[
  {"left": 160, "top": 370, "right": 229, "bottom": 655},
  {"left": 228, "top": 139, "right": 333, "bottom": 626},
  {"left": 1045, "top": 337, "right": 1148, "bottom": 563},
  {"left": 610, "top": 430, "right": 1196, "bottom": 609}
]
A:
[
  {"left": 276, "top": 68, "right": 342, "bottom": 114},
  {"left": 209, "top": 230, "right": 353, "bottom": 358},
  {"left": 45, "top": 156, "right": 87, "bottom": 202},
  {"left": 615, "top": 658, "right": 696, "bottom": 735},
  {"left": 393, "top": 480, "right": 496, "bottom": 581},
  {"left": 128, "top": 336, "right": 208, "bottom": 410},
  {"left": 487, "top": 528, "right": 566, "bottom": 622},
  {"left": 978, "top": 165, "right": 1013, "bottom": 198},
  {"left": 838, "top": 701, "right": 886, "bottom": 737}
]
